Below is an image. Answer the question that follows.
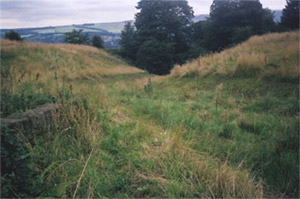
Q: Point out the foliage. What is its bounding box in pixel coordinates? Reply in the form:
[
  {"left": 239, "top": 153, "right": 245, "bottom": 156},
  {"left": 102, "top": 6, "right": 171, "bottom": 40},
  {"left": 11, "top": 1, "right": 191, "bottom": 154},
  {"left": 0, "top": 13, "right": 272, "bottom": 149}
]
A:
[
  {"left": 281, "top": 0, "right": 300, "bottom": 29},
  {"left": 1, "top": 127, "right": 42, "bottom": 197},
  {"left": 118, "top": 0, "right": 283, "bottom": 74},
  {"left": 1, "top": 23, "right": 122, "bottom": 48},
  {"left": 1, "top": 89, "right": 53, "bottom": 118},
  {"left": 230, "top": 26, "right": 253, "bottom": 44},
  {"left": 133, "top": 0, "right": 194, "bottom": 74},
  {"left": 64, "top": 29, "right": 90, "bottom": 45},
  {"left": 194, "top": 0, "right": 276, "bottom": 51},
  {"left": 119, "top": 22, "right": 138, "bottom": 62},
  {"left": 5, "top": 30, "right": 23, "bottom": 41},
  {"left": 136, "top": 38, "right": 174, "bottom": 75},
  {"left": 119, "top": 0, "right": 281, "bottom": 75},
  {"left": 91, "top": 35, "right": 104, "bottom": 48}
]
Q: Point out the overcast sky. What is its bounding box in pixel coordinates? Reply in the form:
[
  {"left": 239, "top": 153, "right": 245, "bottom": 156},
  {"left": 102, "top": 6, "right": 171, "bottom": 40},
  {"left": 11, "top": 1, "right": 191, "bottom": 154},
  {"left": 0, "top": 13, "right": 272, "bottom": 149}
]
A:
[{"left": 0, "top": 0, "right": 286, "bottom": 29}]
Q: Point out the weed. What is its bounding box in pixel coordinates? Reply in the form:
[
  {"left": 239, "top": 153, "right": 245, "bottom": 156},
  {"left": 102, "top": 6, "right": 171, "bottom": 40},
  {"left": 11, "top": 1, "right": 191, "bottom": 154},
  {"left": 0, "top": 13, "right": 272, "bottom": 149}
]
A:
[
  {"left": 143, "top": 77, "right": 153, "bottom": 95},
  {"left": 1, "top": 88, "right": 53, "bottom": 117}
]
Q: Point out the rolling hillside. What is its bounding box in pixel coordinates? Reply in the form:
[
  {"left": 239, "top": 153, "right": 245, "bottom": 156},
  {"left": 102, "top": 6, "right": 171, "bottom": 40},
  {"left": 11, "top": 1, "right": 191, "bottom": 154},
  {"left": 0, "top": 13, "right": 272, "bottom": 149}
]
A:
[
  {"left": 192, "top": 14, "right": 209, "bottom": 22},
  {"left": 1, "top": 31, "right": 299, "bottom": 198},
  {"left": 0, "top": 21, "right": 131, "bottom": 48},
  {"left": 171, "top": 31, "right": 298, "bottom": 82},
  {"left": 1, "top": 39, "right": 143, "bottom": 93}
]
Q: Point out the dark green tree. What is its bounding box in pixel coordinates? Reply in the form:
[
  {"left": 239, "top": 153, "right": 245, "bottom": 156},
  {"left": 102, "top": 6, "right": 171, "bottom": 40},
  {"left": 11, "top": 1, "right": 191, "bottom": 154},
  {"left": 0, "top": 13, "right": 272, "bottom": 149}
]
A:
[
  {"left": 119, "top": 22, "right": 138, "bottom": 62},
  {"left": 281, "top": 0, "right": 300, "bottom": 29},
  {"left": 5, "top": 30, "right": 23, "bottom": 41},
  {"left": 230, "top": 26, "right": 253, "bottom": 44},
  {"left": 64, "top": 29, "right": 89, "bottom": 45},
  {"left": 136, "top": 38, "right": 175, "bottom": 75},
  {"left": 92, "top": 35, "right": 104, "bottom": 48},
  {"left": 189, "top": 21, "right": 209, "bottom": 59},
  {"left": 202, "top": 0, "right": 275, "bottom": 51},
  {"left": 262, "top": 8, "right": 278, "bottom": 32},
  {"left": 134, "top": 0, "right": 194, "bottom": 74}
]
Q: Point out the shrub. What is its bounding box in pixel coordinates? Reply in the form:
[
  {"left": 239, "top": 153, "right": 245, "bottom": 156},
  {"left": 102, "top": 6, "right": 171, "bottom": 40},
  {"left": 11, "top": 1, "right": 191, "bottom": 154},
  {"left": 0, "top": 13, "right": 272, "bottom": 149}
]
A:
[
  {"left": 1, "top": 89, "right": 53, "bottom": 118},
  {"left": 5, "top": 30, "right": 23, "bottom": 41},
  {"left": 92, "top": 35, "right": 104, "bottom": 48},
  {"left": 136, "top": 39, "right": 174, "bottom": 75},
  {"left": 281, "top": 0, "right": 300, "bottom": 30},
  {"left": 64, "top": 29, "right": 89, "bottom": 45}
]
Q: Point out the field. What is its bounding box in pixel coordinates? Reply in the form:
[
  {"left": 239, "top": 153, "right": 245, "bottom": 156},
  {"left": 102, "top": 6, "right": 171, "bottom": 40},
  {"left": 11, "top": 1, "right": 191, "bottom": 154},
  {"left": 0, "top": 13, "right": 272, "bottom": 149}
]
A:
[
  {"left": 0, "top": 21, "right": 129, "bottom": 48},
  {"left": 1, "top": 31, "right": 299, "bottom": 198}
]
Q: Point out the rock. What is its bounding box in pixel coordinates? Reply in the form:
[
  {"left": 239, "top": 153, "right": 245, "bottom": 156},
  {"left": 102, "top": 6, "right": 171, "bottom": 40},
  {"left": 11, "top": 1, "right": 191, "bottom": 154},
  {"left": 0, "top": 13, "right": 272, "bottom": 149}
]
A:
[{"left": 1, "top": 104, "right": 59, "bottom": 130}]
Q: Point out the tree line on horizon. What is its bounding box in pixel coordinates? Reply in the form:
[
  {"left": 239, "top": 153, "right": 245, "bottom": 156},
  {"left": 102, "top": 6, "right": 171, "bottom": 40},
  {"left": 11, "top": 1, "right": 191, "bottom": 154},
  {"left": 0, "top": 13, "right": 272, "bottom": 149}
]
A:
[
  {"left": 4, "top": 28, "right": 105, "bottom": 49},
  {"left": 63, "top": 29, "right": 104, "bottom": 48},
  {"left": 119, "top": 0, "right": 299, "bottom": 75}
]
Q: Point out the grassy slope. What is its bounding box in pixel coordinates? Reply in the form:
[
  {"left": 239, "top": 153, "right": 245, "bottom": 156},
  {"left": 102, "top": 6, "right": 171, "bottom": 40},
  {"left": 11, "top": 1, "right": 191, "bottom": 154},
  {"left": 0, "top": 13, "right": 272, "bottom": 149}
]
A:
[
  {"left": 167, "top": 31, "right": 299, "bottom": 197},
  {"left": 171, "top": 31, "right": 299, "bottom": 82},
  {"left": 0, "top": 40, "right": 143, "bottom": 97},
  {"left": 1, "top": 31, "right": 299, "bottom": 198},
  {"left": 0, "top": 40, "right": 144, "bottom": 117}
]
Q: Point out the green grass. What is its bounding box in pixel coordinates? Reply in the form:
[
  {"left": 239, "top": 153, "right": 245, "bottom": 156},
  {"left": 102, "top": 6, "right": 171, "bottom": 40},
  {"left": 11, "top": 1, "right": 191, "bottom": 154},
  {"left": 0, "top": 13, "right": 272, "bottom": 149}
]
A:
[
  {"left": 90, "top": 21, "right": 130, "bottom": 33},
  {"left": 1, "top": 31, "right": 299, "bottom": 198},
  {"left": 1, "top": 87, "right": 53, "bottom": 117}
]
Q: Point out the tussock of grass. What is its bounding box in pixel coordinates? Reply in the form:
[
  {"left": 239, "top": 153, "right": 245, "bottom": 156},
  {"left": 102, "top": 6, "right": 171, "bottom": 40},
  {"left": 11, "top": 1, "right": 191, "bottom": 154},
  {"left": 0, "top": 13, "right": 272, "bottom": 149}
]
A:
[
  {"left": 135, "top": 124, "right": 261, "bottom": 198},
  {"left": 171, "top": 31, "right": 299, "bottom": 82}
]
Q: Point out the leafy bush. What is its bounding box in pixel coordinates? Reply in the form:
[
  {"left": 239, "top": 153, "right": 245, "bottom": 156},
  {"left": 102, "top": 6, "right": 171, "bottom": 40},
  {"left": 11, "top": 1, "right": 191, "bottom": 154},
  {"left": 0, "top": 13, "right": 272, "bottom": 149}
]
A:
[
  {"left": 200, "top": 0, "right": 276, "bottom": 51},
  {"left": 281, "top": 0, "right": 300, "bottom": 30},
  {"left": 64, "top": 29, "right": 89, "bottom": 45},
  {"left": 136, "top": 39, "right": 174, "bottom": 75},
  {"left": 5, "top": 30, "right": 23, "bottom": 41},
  {"left": 1, "top": 127, "right": 44, "bottom": 198},
  {"left": 92, "top": 35, "right": 104, "bottom": 48},
  {"left": 119, "top": 22, "right": 138, "bottom": 62}
]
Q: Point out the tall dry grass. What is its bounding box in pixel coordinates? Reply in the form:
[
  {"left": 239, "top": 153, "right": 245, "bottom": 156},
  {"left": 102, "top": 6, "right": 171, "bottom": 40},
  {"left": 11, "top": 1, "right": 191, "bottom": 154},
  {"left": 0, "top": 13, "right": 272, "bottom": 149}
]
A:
[
  {"left": 1, "top": 40, "right": 143, "bottom": 93},
  {"left": 170, "top": 31, "right": 299, "bottom": 82},
  {"left": 135, "top": 123, "right": 262, "bottom": 198}
]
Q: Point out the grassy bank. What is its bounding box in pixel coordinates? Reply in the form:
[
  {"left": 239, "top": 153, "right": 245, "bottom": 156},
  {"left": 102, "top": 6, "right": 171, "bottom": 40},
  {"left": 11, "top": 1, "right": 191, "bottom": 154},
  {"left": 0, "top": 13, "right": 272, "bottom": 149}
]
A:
[{"left": 171, "top": 31, "right": 299, "bottom": 82}]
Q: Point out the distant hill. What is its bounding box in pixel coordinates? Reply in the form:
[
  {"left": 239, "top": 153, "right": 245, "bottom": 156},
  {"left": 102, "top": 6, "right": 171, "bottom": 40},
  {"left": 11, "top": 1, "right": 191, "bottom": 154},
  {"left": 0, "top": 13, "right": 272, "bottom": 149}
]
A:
[
  {"left": 192, "top": 14, "right": 209, "bottom": 22},
  {"left": 0, "top": 21, "right": 132, "bottom": 48},
  {"left": 273, "top": 10, "right": 282, "bottom": 23}
]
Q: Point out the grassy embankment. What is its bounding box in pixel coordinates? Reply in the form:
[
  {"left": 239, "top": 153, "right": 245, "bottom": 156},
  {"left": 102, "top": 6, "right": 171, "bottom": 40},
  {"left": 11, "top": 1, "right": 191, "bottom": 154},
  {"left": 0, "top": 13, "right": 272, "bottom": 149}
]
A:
[{"left": 1, "top": 31, "right": 299, "bottom": 198}]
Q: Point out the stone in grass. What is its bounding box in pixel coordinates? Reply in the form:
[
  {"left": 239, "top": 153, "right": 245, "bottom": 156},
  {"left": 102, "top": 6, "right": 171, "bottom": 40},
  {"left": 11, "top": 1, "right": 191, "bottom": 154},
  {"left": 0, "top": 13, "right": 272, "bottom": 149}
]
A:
[{"left": 1, "top": 104, "right": 59, "bottom": 130}]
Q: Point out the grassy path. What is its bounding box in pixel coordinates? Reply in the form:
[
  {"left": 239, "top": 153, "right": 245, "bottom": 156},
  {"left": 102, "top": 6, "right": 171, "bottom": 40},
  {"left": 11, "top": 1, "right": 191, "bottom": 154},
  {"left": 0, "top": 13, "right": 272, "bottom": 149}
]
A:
[{"left": 59, "top": 71, "right": 298, "bottom": 198}]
